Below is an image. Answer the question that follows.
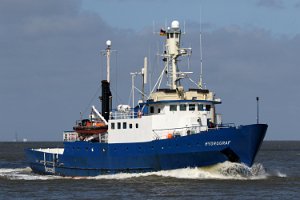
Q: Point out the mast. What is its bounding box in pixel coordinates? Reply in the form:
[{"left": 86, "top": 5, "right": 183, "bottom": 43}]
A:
[
  {"left": 142, "top": 57, "right": 147, "bottom": 101},
  {"left": 167, "top": 21, "right": 181, "bottom": 89},
  {"left": 199, "top": 28, "right": 203, "bottom": 89},
  {"left": 256, "top": 97, "right": 260, "bottom": 124},
  {"left": 199, "top": 9, "right": 204, "bottom": 89},
  {"left": 106, "top": 40, "right": 111, "bottom": 83},
  {"left": 160, "top": 20, "right": 191, "bottom": 90},
  {"left": 100, "top": 40, "right": 113, "bottom": 121}
]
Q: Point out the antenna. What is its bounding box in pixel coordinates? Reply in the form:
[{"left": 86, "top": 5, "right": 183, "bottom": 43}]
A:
[
  {"left": 142, "top": 57, "right": 148, "bottom": 101},
  {"left": 106, "top": 40, "right": 111, "bottom": 83},
  {"left": 101, "top": 40, "right": 115, "bottom": 83},
  {"left": 199, "top": 10, "right": 204, "bottom": 89},
  {"left": 143, "top": 57, "right": 148, "bottom": 84},
  {"left": 152, "top": 20, "right": 156, "bottom": 34},
  {"left": 256, "top": 97, "right": 260, "bottom": 124},
  {"left": 165, "top": 19, "right": 167, "bottom": 30},
  {"left": 130, "top": 72, "right": 136, "bottom": 117},
  {"left": 130, "top": 57, "right": 148, "bottom": 103}
]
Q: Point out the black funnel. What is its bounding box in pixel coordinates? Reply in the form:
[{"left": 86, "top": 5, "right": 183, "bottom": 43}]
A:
[{"left": 100, "top": 80, "right": 112, "bottom": 121}]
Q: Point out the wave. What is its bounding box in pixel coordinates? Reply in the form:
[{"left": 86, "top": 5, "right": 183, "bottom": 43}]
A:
[
  {"left": 0, "top": 167, "right": 61, "bottom": 180},
  {"left": 269, "top": 169, "right": 287, "bottom": 178},
  {"left": 0, "top": 162, "right": 287, "bottom": 180}
]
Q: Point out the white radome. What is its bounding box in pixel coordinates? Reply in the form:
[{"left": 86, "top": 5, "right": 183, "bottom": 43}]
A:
[
  {"left": 106, "top": 40, "right": 112, "bottom": 47},
  {"left": 171, "top": 20, "right": 180, "bottom": 29}
]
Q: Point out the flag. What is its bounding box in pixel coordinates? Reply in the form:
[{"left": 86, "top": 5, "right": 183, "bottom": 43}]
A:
[{"left": 160, "top": 29, "right": 166, "bottom": 36}]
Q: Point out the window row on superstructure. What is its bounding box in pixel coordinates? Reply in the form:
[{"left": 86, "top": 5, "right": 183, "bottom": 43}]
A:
[
  {"left": 110, "top": 122, "right": 139, "bottom": 130},
  {"left": 149, "top": 103, "right": 211, "bottom": 114}
]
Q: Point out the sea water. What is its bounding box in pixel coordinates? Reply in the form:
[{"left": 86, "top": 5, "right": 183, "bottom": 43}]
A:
[{"left": 0, "top": 141, "right": 299, "bottom": 200}]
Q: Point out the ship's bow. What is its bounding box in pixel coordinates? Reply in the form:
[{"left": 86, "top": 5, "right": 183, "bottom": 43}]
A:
[{"left": 230, "top": 124, "right": 268, "bottom": 166}]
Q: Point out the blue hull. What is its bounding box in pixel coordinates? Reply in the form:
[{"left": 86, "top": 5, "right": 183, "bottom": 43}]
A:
[{"left": 25, "top": 124, "right": 267, "bottom": 176}]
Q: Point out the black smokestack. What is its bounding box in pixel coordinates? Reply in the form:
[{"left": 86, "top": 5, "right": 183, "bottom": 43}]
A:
[{"left": 100, "top": 80, "right": 112, "bottom": 121}]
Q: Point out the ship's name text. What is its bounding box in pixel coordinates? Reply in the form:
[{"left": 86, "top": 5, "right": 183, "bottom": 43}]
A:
[{"left": 205, "top": 140, "right": 231, "bottom": 146}]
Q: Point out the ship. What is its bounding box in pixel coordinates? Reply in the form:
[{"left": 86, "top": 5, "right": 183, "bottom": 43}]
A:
[{"left": 25, "top": 20, "right": 268, "bottom": 176}]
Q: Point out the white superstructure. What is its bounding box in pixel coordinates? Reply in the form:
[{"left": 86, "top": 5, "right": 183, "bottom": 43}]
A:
[{"left": 106, "top": 20, "right": 222, "bottom": 144}]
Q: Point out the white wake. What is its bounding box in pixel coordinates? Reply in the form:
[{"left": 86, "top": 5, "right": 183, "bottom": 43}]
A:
[
  {"left": 0, "top": 162, "right": 287, "bottom": 180},
  {"left": 0, "top": 167, "right": 61, "bottom": 180},
  {"left": 92, "top": 161, "right": 269, "bottom": 180}
]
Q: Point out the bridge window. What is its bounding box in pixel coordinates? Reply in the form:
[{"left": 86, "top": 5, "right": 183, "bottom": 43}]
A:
[
  {"left": 150, "top": 106, "right": 154, "bottom": 113},
  {"left": 123, "top": 122, "right": 127, "bottom": 129},
  {"left": 180, "top": 104, "right": 187, "bottom": 111},
  {"left": 189, "top": 104, "right": 195, "bottom": 111},
  {"left": 206, "top": 105, "right": 211, "bottom": 111},
  {"left": 170, "top": 105, "right": 177, "bottom": 111},
  {"left": 158, "top": 108, "right": 161, "bottom": 113},
  {"left": 136, "top": 123, "right": 139, "bottom": 128},
  {"left": 129, "top": 123, "right": 133, "bottom": 129},
  {"left": 117, "top": 122, "right": 121, "bottom": 129},
  {"left": 111, "top": 123, "right": 115, "bottom": 130},
  {"left": 198, "top": 104, "right": 204, "bottom": 111},
  {"left": 198, "top": 104, "right": 211, "bottom": 111}
]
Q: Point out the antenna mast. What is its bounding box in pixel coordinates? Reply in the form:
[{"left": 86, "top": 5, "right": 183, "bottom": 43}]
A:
[
  {"left": 256, "top": 97, "right": 260, "bottom": 124},
  {"left": 142, "top": 57, "right": 147, "bottom": 101},
  {"left": 106, "top": 40, "right": 111, "bottom": 83},
  {"left": 158, "top": 20, "right": 192, "bottom": 90},
  {"left": 100, "top": 40, "right": 113, "bottom": 122},
  {"left": 199, "top": 12, "right": 203, "bottom": 89}
]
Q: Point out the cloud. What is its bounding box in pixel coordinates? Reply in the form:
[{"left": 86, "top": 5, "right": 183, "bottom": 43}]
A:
[
  {"left": 180, "top": 23, "right": 300, "bottom": 140},
  {"left": 0, "top": 0, "right": 157, "bottom": 141},
  {"left": 0, "top": 0, "right": 114, "bottom": 140},
  {"left": 197, "top": 27, "right": 300, "bottom": 140},
  {"left": 256, "top": 0, "right": 285, "bottom": 9},
  {"left": 1, "top": 0, "right": 299, "bottom": 140},
  {"left": 295, "top": 1, "right": 300, "bottom": 8}
]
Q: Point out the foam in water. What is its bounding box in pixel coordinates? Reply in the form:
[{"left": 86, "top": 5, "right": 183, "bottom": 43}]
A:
[
  {"left": 0, "top": 167, "right": 61, "bottom": 180},
  {"left": 92, "top": 162, "right": 270, "bottom": 180},
  {"left": 0, "top": 162, "right": 287, "bottom": 180},
  {"left": 270, "top": 169, "right": 287, "bottom": 178}
]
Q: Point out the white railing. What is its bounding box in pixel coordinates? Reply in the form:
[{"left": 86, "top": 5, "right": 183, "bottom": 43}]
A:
[
  {"left": 100, "top": 133, "right": 108, "bottom": 143},
  {"left": 63, "top": 131, "right": 78, "bottom": 142},
  {"left": 152, "top": 123, "right": 236, "bottom": 140},
  {"left": 110, "top": 111, "right": 142, "bottom": 120},
  {"left": 152, "top": 125, "right": 202, "bottom": 139}
]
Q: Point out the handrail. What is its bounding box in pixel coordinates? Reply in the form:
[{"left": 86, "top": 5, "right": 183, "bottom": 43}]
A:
[
  {"left": 110, "top": 110, "right": 152, "bottom": 120},
  {"left": 152, "top": 125, "right": 202, "bottom": 139},
  {"left": 153, "top": 125, "right": 200, "bottom": 132},
  {"left": 110, "top": 111, "right": 138, "bottom": 120},
  {"left": 152, "top": 123, "right": 236, "bottom": 139},
  {"left": 217, "top": 123, "right": 236, "bottom": 128}
]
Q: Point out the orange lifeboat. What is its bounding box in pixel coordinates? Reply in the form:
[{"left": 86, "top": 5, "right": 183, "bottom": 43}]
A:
[{"left": 73, "top": 119, "right": 108, "bottom": 135}]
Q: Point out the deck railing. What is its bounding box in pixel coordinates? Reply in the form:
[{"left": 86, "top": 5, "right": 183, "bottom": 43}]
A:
[
  {"left": 152, "top": 123, "right": 235, "bottom": 139},
  {"left": 110, "top": 110, "right": 145, "bottom": 120}
]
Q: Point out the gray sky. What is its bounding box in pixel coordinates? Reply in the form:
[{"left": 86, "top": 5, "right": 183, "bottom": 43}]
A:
[{"left": 1, "top": 0, "right": 299, "bottom": 141}]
